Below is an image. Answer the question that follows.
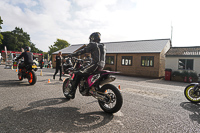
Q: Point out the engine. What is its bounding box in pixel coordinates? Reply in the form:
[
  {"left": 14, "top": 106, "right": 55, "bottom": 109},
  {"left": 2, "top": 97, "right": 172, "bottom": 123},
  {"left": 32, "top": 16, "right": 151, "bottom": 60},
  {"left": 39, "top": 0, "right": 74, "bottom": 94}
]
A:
[{"left": 79, "top": 78, "right": 89, "bottom": 96}]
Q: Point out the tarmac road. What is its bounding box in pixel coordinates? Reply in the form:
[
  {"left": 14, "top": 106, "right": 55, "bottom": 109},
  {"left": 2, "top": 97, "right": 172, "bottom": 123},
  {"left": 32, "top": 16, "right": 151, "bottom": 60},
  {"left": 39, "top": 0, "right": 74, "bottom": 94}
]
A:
[{"left": 0, "top": 65, "right": 200, "bottom": 133}]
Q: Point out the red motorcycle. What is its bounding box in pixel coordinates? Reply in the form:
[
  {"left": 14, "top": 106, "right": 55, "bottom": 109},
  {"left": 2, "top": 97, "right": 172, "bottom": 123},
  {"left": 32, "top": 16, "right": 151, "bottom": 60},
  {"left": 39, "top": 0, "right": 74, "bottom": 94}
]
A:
[{"left": 63, "top": 58, "right": 123, "bottom": 113}]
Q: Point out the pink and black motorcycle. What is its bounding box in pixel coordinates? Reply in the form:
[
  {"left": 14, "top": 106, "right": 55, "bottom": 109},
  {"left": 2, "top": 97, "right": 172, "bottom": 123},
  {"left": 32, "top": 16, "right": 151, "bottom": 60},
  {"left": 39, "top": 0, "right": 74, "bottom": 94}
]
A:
[{"left": 63, "top": 58, "right": 123, "bottom": 113}]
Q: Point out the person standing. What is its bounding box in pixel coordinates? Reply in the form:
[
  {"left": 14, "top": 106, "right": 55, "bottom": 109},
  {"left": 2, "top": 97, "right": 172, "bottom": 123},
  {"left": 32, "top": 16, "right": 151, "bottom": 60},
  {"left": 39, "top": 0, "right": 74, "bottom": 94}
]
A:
[{"left": 53, "top": 51, "right": 63, "bottom": 81}]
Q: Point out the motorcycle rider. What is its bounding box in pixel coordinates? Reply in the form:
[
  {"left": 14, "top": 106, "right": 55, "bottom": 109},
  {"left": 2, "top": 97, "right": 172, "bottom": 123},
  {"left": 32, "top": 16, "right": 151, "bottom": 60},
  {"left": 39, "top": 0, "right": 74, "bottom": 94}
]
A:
[
  {"left": 67, "top": 32, "right": 106, "bottom": 99},
  {"left": 15, "top": 46, "right": 34, "bottom": 68}
]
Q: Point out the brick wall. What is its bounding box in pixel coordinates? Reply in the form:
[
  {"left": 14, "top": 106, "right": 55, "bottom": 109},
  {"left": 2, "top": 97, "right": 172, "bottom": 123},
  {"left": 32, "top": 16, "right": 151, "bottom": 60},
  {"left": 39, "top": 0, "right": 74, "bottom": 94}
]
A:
[
  {"left": 105, "top": 53, "right": 162, "bottom": 78},
  {"left": 52, "top": 52, "right": 166, "bottom": 78}
]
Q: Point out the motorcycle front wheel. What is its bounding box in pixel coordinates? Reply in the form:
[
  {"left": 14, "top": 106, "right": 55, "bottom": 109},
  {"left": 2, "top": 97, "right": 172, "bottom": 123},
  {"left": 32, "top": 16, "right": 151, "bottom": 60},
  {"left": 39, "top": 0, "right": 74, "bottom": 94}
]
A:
[
  {"left": 98, "top": 84, "right": 123, "bottom": 113},
  {"left": 28, "top": 71, "right": 37, "bottom": 85},
  {"left": 184, "top": 84, "right": 200, "bottom": 103},
  {"left": 63, "top": 78, "right": 73, "bottom": 99}
]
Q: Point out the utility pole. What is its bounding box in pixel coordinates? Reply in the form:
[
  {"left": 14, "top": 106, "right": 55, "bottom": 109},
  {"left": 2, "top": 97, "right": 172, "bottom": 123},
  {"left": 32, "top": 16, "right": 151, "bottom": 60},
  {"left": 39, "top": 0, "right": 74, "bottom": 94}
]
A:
[{"left": 171, "top": 22, "right": 173, "bottom": 46}]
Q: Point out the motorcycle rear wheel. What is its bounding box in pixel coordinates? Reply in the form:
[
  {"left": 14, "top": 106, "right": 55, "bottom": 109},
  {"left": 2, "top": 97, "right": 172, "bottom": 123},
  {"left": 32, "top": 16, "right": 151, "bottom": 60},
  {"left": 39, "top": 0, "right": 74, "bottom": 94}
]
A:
[
  {"left": 18, "top": 69, "right": 23, "bottom": 81},
  {"left": 63, "top": 78, "right": 72, "bottom": 99},
  {"left": 28, "top": 71, "right": 37, "bottom": 85},
  {"left": 184, "top": 84, "right": 200, "bottom": 103},
  {"left": 98, "top": 84, "right": 123, "bottom": 113}
]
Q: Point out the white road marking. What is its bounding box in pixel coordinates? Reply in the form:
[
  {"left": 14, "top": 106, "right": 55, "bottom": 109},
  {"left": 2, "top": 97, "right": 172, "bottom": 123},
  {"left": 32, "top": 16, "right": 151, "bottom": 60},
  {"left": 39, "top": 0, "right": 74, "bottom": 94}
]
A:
[
  {"left": 121, "top": 88, "right": 167, "bottom": 100},
  {"left": 114, "top": 120, "right": 125, "bottom": 128},
  {"left": 115, "top": 81, "right": 183, "bottom": 92},
  {"left": 114, "top": 110, "right": 124, "bottom": 116}
]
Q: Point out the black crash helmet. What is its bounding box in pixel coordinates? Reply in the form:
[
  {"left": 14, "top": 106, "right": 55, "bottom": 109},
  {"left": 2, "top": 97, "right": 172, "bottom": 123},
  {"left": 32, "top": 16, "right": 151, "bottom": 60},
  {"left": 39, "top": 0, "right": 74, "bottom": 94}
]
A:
[
  {"left": 89, "top": 32, "right": 101, "bottom": 43},
  {"left": 25, "top": 46, "right": 31, "bottom": 52}
]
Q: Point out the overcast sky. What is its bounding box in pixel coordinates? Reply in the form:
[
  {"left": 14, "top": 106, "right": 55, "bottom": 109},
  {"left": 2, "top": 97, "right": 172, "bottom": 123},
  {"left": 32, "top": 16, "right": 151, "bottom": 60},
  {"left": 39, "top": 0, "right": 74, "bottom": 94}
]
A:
[{"left": 1, "top": 0, "right": 200, "bottom": 52}]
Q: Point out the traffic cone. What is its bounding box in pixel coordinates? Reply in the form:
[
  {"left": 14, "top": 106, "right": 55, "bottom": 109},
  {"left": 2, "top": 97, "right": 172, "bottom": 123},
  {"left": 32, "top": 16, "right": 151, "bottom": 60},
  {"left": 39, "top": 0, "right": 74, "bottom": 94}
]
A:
[
  {"left": 118, "top": 84, "right": 121, "bottom": 90},
  {"left": 16, "top": 69, "right": 18, "bottom": 72},
  {"left": 40, "top": 70, "right": 43, "bottom": 76},
  {"left": 48, "top": 79, "right": 51, "bottom": 83}
]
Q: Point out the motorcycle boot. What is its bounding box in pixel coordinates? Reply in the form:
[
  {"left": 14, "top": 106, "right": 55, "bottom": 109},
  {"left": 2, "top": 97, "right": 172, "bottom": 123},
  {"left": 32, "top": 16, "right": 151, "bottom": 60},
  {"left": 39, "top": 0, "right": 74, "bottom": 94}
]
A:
[{"left": 67, "top": 71, "right": 88, "bottom": 99}]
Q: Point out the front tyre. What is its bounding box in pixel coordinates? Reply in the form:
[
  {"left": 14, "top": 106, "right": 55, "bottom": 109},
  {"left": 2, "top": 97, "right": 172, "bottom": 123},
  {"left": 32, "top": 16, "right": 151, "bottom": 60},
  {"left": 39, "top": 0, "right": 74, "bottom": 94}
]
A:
[
  {"left": 98, "top": 84, "right": 123, "bottom": 113},
  {"left": 28, "top": 71, "right": 37, "bottom": 85},
  {"left": 63, "top": 78, "right": 72, "bottom": 99},
  {"left": 184, "top": 84, "right": 200, "bottom": 103}
]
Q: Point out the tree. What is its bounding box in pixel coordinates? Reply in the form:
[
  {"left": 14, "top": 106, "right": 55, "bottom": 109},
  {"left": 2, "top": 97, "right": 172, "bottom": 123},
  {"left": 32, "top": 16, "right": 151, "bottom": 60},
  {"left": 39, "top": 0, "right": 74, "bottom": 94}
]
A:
[
  {"left": 12, "top": 27, "right": 30, "bottom": 48},
  {"left": 48, "top": 39, "right": 70, "bottom": 55},
  {"left": 30, "top": 42, "right": 43, "bottom": 53},
  {"left": 54, "top": 39, "right": 70, "bottom": 49},
  {"left": 0, "top": 16, "right": 3, "bottom": 45},
  {"left": 1, "top": 32, "right": 18, "bottom": 51},
  {"left": 0, "top": 27, "right": 43, "bottom": 53}
]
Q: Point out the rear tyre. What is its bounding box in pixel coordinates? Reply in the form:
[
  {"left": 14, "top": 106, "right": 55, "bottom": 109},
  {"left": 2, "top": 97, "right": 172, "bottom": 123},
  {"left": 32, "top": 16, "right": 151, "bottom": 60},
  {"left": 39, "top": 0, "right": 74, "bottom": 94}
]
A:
[
  {"left": 28, "top": 71, "right": 37, "bottom": 85},
  {"left": 98, "top": 84, "right": 123, "bottom": 113},
  {"left": 184, "top": 84, "right": 200, "bottom": 103},
  {"left": 18, "top": 69, "right": 23, "bottom": 81},
  {"left": 63, "top": 78, "right": 73, "bottom": 99}
]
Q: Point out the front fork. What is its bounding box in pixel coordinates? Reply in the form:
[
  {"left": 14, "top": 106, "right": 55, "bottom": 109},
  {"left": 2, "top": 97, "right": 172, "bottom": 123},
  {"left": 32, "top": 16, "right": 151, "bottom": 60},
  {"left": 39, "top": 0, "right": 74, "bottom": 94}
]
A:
[{"left": 192, "top": 83, "right": 200, "bottom": 94}]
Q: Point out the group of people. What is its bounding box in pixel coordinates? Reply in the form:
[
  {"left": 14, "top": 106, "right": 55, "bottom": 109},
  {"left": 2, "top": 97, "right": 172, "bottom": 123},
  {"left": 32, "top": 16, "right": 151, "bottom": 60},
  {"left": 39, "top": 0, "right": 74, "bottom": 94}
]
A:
[{"left": 15, "top": 32, "right": 106, "bottom": 99}]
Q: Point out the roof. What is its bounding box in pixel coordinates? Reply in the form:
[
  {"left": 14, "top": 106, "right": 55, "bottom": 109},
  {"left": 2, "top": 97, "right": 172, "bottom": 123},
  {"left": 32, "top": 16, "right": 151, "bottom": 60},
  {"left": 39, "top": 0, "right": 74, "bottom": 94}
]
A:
[
  {"left": 53, "top": 39, "right": 171, "bottom": 54},
  {"left": 166, "top": 46, "right": 200, "bottom": 57},
  {"left": 104, "top": 39, "right": 170, "bottom": 54},
  {"left": 52, "top": 44, "right": 85, "bottom": 54}
]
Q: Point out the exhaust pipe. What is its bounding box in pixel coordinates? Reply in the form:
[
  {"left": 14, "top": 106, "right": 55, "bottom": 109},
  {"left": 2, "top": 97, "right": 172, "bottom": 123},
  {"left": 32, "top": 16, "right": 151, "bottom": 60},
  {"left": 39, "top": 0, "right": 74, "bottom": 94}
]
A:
[{"left": 99, "top": 76, "right": 116, "bottom": 85}]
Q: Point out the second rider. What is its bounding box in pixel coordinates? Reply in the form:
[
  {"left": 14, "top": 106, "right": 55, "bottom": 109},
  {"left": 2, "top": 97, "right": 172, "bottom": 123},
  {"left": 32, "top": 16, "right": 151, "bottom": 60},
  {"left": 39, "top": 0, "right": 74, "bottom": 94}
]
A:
[{"left": 67, "top": 32, "right": 106, "bottom": 99}]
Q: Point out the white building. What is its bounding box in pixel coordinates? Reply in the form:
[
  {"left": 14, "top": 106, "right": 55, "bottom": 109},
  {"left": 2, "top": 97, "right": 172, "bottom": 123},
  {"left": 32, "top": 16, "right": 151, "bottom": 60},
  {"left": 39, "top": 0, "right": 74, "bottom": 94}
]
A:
[{"left": 165, "top": 47, "right": 200, "bottom": 75}]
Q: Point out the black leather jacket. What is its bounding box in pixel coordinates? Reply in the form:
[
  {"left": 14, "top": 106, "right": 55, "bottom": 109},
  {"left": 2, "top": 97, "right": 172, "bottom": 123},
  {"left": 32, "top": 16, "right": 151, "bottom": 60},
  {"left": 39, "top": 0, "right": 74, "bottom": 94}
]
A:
[
  {"left": 73, "top": 42, "right": 106, "bottom": 67},
  {"left": 16, "top": 51, "right": 34, "bottom": 65}
]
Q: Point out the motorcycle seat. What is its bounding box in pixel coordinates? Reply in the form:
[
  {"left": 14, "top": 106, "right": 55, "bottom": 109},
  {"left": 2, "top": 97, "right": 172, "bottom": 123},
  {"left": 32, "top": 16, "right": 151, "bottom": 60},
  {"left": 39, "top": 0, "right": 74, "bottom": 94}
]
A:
[{"left": 93, "top": 70, "right": 110, "bottom": 75}]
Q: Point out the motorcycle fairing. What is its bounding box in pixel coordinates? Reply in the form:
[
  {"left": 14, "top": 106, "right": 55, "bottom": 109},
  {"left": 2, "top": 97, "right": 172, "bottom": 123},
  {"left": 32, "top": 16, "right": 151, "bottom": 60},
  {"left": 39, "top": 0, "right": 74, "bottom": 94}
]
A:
[
  {"left": 87, "top": 74, "right": 100, "bottom": 87},
  {"left": 87, "top": 70, "right": 118, "bottom": 87}
]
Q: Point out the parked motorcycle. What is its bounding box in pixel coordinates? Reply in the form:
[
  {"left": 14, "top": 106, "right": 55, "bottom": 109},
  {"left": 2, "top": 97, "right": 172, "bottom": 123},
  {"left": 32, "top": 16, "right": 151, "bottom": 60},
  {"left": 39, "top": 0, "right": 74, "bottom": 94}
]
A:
[
  {"left": 184, "top": 82, "right": 200, "bottom": 103},
  {"left": 17, "top": 60, "right": 38, "bottom": 85},
  {"left": 63, "top": 57, "right": 89, "bottom": 75},
  {"left": 63, "top": 57, "right": 123, "bottom": 113},
  {"left": 63, "top": 57, "right": 73, "bottom": 75}
]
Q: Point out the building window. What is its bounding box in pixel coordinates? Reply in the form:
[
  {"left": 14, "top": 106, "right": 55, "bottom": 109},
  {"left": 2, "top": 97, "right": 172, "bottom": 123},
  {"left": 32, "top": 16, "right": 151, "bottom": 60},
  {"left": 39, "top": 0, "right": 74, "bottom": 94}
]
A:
[
  {"left": 141, "top": 56, "right": 154, "bottom": 67},
  {"left": 106, "top": 56, "right": 114, "bottom": 65},
  {"left": 122, "top": 56, "right": 132, "bottom": 66},
  {"left": 178, "top": 59, "right": 193, "bottom": 70}
]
